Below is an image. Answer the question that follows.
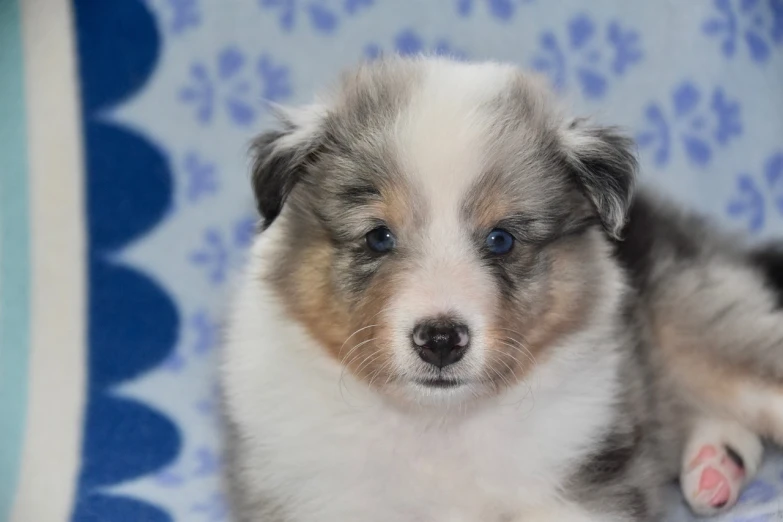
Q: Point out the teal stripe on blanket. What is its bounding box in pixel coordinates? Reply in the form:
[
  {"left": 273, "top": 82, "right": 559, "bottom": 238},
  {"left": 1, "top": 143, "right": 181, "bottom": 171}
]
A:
[{"left": 0, "top": 0, "right": 30, "bottom": 518}]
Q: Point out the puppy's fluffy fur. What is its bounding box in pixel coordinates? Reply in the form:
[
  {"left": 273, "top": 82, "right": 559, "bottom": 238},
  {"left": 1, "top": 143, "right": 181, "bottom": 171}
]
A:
[{"left": 220, "top": 57, "right": 783, "bottom": 521}]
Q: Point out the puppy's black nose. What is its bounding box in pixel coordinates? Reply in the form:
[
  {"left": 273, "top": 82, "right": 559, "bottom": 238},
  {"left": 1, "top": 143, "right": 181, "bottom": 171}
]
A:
[{"left": 412, "top": 319, "right": 470, "bottom": 368}]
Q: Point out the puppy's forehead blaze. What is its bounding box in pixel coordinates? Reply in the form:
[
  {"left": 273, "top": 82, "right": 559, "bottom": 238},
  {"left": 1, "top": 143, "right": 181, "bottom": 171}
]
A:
[{"left": 324, "top": 60, "right": 544, "bottom": 229}]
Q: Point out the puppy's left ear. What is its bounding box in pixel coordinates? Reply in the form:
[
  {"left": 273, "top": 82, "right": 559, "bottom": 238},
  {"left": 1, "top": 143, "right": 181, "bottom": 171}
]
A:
[{"left": 560, "top": 120, "right": 638, "bottom": 240}]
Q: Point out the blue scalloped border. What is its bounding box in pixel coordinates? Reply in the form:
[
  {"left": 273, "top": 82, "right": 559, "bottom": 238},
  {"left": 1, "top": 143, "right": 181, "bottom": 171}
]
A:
[{"left": 71, "top": 1, "right": 181, "bottom": 520}]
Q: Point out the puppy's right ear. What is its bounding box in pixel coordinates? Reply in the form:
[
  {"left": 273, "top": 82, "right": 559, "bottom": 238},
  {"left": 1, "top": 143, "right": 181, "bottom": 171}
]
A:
[{"left": 250, "top": 108, "right": 325, "bottom": 228}]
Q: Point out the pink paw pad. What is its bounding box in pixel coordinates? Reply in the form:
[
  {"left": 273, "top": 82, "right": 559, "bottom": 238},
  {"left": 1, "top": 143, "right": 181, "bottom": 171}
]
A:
[
  {"left": 697, "top": 466, "right": 731, "bottom": 508},
  {"left": 682, "top": 444, "right": 746, "bottom": 515},
  {"left": 688, "top": 445, "right": 718, "bottom": 469}
]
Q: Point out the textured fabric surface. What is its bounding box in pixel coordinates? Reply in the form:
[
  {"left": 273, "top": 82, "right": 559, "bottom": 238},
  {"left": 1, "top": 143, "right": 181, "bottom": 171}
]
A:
[
  {"left": 0, "top": 0, "right": 30, "bottom": 518},
  {"left": 4, "top": 0, "right": 783, "bottom": 521}
]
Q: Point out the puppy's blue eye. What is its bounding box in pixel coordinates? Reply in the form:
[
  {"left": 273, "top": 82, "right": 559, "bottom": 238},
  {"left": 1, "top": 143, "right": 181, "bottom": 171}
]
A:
[
  {"left": 486, "top": 229, "right": 514, "bottom": 255},
  {"left": 366, "top": 226, "right": 396, "bottom": 253}
]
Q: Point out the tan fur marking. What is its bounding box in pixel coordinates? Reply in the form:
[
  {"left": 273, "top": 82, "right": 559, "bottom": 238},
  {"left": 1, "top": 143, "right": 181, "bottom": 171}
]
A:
[
  {"left": 267, "top": 228, "right": 400, "bottom": 388},
  {"left": 465, "top": 169, "right": 517, "bottom": 230},
  {"left": 282, "top": 240, "right": 352, "bottom": 351},
  {"left": 655, "top": 319, "right": 783, "bottom": 443},
  {"left": 343, "top": 268, "right": 398, "bottom": 385},
  {"left": 376, "top": 177, "right": 423, "bottom": 234},
  {"left": 484, "top": 238, "right": 598, "bottom": 390}
]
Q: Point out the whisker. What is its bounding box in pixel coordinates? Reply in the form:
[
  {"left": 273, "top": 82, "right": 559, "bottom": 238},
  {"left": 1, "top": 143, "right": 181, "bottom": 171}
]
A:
[
  {"left": 338, "top": 324, "right": 377, "bottom": 359},
  {"left": 352, "top": 348, "right": 385, "bottom": 377},
  {"left": 340, "top": 336, "right": 378, "bottom": 365},
  {"left": 501, "top": 336, "right": 538, "bottom": 368},
  {"left": 485, "top": 346, "right": 536, "bottom": 409},
  {"left": 495, "top": 327, "right": 527, "bottom": 337},
  {"left": 482, "top": 348, "right": 515, "bottom": 390},
  {"left": 338, "top": 338, "right": 378, "bottom": 393},
  {"left": 493, "top": 342, "right": 526, "bottom": 368},
  {"left": 368, "top": 360, "right": 394, "bottom": 388},
  {"left": 499, "top": 337, "right": 538, "bottom": 398}
]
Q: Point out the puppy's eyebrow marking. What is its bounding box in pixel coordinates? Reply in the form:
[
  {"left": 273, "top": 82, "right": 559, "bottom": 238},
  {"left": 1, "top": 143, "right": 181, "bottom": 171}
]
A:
[
  {"left": 494, "top": 212, "right": 554, "bottom": 234},
  {"left": 337, "top": 183, "right": 381, "bottom": 205},
  {"left": 496, "top": 212, "right": 539, "bottom": 229},
  {"left": 493, "top": 212, "right": 561, "bottom": 243}
]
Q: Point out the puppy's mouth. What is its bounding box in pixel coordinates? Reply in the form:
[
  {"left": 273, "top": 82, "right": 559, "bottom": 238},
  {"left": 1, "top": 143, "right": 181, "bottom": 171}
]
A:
[{"left": 413, "top": 377, "right": 465, "bottom": 389}]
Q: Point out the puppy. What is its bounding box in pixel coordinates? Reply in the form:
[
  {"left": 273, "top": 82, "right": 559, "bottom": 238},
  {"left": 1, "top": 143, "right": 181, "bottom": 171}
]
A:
[{"left": 220, "top": 56, "right": 783, "bottom": 521}]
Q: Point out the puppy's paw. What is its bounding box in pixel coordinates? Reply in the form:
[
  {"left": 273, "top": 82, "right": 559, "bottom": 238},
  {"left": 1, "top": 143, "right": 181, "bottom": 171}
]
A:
[{"left": 681, "top": 444, "right": 745, "bottom": 516}]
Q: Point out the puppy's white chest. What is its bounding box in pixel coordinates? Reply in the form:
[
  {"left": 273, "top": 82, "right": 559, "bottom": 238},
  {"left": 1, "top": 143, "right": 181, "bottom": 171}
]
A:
[
  {"left": 285, "top": 412, "right": 552, "bottom": 521},
  {"left": 256, "top": 386, "right": 611, "bottom": 522}
]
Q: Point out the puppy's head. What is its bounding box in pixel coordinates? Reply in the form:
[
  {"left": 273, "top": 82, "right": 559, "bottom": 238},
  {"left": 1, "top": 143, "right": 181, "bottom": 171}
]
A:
[{"left": 252, "top": 58, "right": 636, "bottom": 403}]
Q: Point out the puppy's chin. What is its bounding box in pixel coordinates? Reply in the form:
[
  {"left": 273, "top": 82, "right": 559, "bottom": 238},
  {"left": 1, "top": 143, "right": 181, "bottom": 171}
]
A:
[
  {"left": 362, "top": 363, "right": 502, "bottom": 408},
  {"left": 383, "top": 378, "right": 486, "bottom": 408}
]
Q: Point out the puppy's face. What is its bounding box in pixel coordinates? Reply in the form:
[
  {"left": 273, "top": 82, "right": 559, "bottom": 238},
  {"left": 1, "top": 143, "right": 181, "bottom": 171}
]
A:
[{"left": 253, "top": 58, "right": 636, "bottom": 403}]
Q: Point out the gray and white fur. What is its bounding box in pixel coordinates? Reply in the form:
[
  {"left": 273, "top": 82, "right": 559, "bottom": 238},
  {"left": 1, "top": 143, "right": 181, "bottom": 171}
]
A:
[{"left": 220, "top": 57, "right": 783, "bottom": 521}]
